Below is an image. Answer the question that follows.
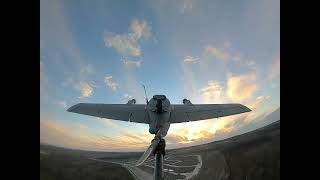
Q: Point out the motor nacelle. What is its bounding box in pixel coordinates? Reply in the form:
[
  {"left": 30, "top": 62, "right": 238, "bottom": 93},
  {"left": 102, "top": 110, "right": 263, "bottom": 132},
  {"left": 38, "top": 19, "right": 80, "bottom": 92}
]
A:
[
  {"left": 153, "top": 95, "right": 166, "bottom": 100},
  {"left": 149, "top": 127, "right": 158, "bottom": 134},
  {"left": 148, "top": 95, "right": 170, "bottom": 114},
  {"left": 126, "top": 99, "right": 136, "bottom": 105},
  {"left": 183, "top": 99, "right": 192, "bottom": 105}
]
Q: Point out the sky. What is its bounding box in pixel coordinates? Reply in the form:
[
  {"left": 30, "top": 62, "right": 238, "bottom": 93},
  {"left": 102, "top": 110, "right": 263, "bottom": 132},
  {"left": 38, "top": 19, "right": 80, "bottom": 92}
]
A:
[{"left": 40, "top": 0, "right": 280, "bottom": 152}]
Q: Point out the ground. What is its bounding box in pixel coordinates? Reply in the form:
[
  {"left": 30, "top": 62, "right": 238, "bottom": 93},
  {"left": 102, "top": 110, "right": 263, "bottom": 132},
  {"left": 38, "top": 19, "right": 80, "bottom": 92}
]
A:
[{"left": 40, "top": 120, "right": 280, "bottom": 180}]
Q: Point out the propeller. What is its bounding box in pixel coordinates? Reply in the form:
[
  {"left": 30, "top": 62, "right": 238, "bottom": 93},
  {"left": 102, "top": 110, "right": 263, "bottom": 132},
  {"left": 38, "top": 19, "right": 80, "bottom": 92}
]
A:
[{"left": 135, "top": 131, "right": 162, "bottom": 166}]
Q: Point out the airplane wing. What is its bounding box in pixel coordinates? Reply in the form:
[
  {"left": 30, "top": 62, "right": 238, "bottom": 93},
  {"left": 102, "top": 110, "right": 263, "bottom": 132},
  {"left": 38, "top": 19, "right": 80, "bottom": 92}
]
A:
[
  {"left": 170, "top": 104, "right": 251, "bottom": 123},
  {"left": 67, "top": 103, "right": 149, "bottom": 124}
]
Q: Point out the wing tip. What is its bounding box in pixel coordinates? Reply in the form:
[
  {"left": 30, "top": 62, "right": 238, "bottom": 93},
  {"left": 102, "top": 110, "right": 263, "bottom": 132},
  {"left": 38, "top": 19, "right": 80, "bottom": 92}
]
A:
[
  {"left": 241, "top": 104, "right": 252, "bottom": 112},
  {"left": 66, "top": 103, "right": 81, "bottom": 112},
  {"left": 66, "top": 106, "right": 74, "bottom": 112}
]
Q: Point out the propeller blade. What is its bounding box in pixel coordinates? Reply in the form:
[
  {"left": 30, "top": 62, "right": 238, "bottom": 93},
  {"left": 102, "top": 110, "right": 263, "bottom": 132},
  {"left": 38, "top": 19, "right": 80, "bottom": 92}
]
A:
[{"left": 135, "top": 138, "right": 160, "bottom": 166}]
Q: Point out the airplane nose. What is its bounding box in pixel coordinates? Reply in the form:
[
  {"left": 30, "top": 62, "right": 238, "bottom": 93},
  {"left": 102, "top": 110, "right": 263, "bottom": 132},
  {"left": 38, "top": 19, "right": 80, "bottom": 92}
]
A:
[{"left": 149, "top": 127, "right": 158, "bottom": 134}]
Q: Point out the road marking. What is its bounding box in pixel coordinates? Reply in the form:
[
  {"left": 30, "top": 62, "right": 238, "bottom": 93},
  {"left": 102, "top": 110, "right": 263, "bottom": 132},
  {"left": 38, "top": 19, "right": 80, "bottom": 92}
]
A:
[
  {"left": 89, "top": 154, "right": 202, "bottom": 180},
  {"left": 180, "top": 155, "right": 202, "bottom": 180},
  {"left": 136, "top": 154, "right": 202, "bottom": 179}
]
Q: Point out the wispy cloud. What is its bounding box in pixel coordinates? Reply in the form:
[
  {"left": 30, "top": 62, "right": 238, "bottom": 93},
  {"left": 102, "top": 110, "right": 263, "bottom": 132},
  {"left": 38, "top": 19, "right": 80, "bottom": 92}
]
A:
[
  {"left": 111, "top": 22, "right": 150, "bottom": 103},
  {"left": 104, "top": 19, "right": 151, "bottom": 57},
  {"left": 62, "top": 78, "right": 94, "bottom": 98},
  {"left": 40, "top": 119, "right": 152, "bottom": 151},
  {"left": 244, "top": 95, "right": 270, "bottom": 123},
  {"left": 105, "top": 34, "right": 141, "bottom": 57},
  {"left": 183, "top": 56, "right": 199, "bottom": 64},
  {"left": 123, "top": 93, "right": 133, "bottom": 99},
  {"left": 130, "top": 19, "right": 151, "bottom": 40},
  {"left": 227, "top": 73, "right": 257, "bottom": 103},
  {"left": 200, "top": 80, "right": 225, "bottom": 103},
  {"left": 94, "top": 117, "right": 120, "bottom": 129},
  {"left": 167, "top": 118, "right": 233, "bottom": 147},
  {"left": 104, "top": 76, "right": 119, "bottom": 91},
  {"left": 80, "top": 64, "right": 94, "bottom": 76},
  {"left": 204, "top": 42, "right": 257, "bottom": 69},
  {"left": 232, "top": 55, "right": 256, "bottom": 69},
  {"left": 248, "top": 95, "right": 270, "bottom": 111},
  {"left": 205, "top": 46, "right": 231, "bottom": 62},
  {"left": 41, "top": 0, "right": 86, "bottom": 70},
  {"left": 122, "top": 58, "right": 142, "bottom": 68},
  {"left": 40, "top": 120, "right": 94, "bottom": 150}
]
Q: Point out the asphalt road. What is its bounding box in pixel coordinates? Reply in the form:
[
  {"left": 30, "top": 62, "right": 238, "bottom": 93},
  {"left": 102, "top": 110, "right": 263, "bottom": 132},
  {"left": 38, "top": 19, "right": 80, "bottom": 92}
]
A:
[
  {"left": 89, "top": 153, "right": 203, "bottom": 180},
  {"left": 88, "top": 158, "right": 153, "bottom": 180}
]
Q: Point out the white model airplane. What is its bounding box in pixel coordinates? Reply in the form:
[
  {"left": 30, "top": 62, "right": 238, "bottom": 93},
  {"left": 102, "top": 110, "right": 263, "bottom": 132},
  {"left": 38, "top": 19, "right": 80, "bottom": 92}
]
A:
[{"left": 67, "top": 92, "right": 251, "bottom": 167}]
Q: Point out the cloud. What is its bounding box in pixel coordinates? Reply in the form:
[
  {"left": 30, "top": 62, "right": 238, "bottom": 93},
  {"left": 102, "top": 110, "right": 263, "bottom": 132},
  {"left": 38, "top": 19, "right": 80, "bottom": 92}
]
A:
[
  {"left": 205, "top": 46, "right": 231, "bottom": 62},
  {"left": 244, "top": 95, "right": 270, "bottom": 123},
  {"left": 168, "top": 119, "right": 225, "bottom": 145},
  {"left": 183, "top": 56, "right": 199, "bottom": 64},
  {"left": 105, "top": 34, "right": 141, "bottom": 57},
  {"left": 167, "top": 125, "right": 212, "bottom": 146},
  {"left": 248, "top": 95, "right": 270, "bottom": 110},
  {"left": 104, "top": 76, "right": 119, "bottom": 91},
  {"left": 61, "top": 78, "right": 94, "bottom": 98},
  {"left": 130, "top": 19, "right": 151, "bottom": 39},
  {"left": 78, "top": 81, "right": 93, "bottom": 97},
  {"left": 123, "top": 93, "right": 133, "bottom": 99},
  {"left": 40, "top": 119, "right": 152, "bottom": 151},
  {"left": 104, "top": 19, "right": 152, "bottom": 102},
  {"left": 166, "top": 118, "right": 242, "bottom": 148},
  {"left": 204, "top": 42, "right": 257, "bottom": 69},
  {"left": 166, "top": 103, "right": 276, "bottom": 147},
  {"left": 227, "top": 73, "right": 257, "bottom": 102},
  {"left": 62, "top": 77, "right": 95, "bottom": 98},
  {"left": 94, "top": 118, "right": 120, "bottom": 129},
  {"left": 199, "top": 74, "right": 258, "bottom": 104},
  {"left": 122, "top": 58, "right": 142, "bottom": 68},
  {"left": 200, "top": 80, "right": 225, "bottom": 103},
  {"left": 234, "top": 57, "right": 256, "bottom": 69},
  {"left": 242, "top": 60, "right": 256, "bottom": 68},
  {"left": 104, "top": 19, "right": 151, "bottom": 57},
  {"left": 40, "top": 120, "right": 94, "bottom": 150},
  {"left": 41, "top": 0, "right": 86, "bottom": 70},
  {"left": 80, "top": 64, "right": 94, "bottom": 76}
]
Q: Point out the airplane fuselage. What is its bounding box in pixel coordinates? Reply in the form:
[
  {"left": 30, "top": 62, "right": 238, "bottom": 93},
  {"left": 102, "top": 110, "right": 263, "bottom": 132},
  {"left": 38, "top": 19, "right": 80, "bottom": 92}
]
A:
[{"left": 147, "top": 95, "right": 171, "bottom": 137}]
